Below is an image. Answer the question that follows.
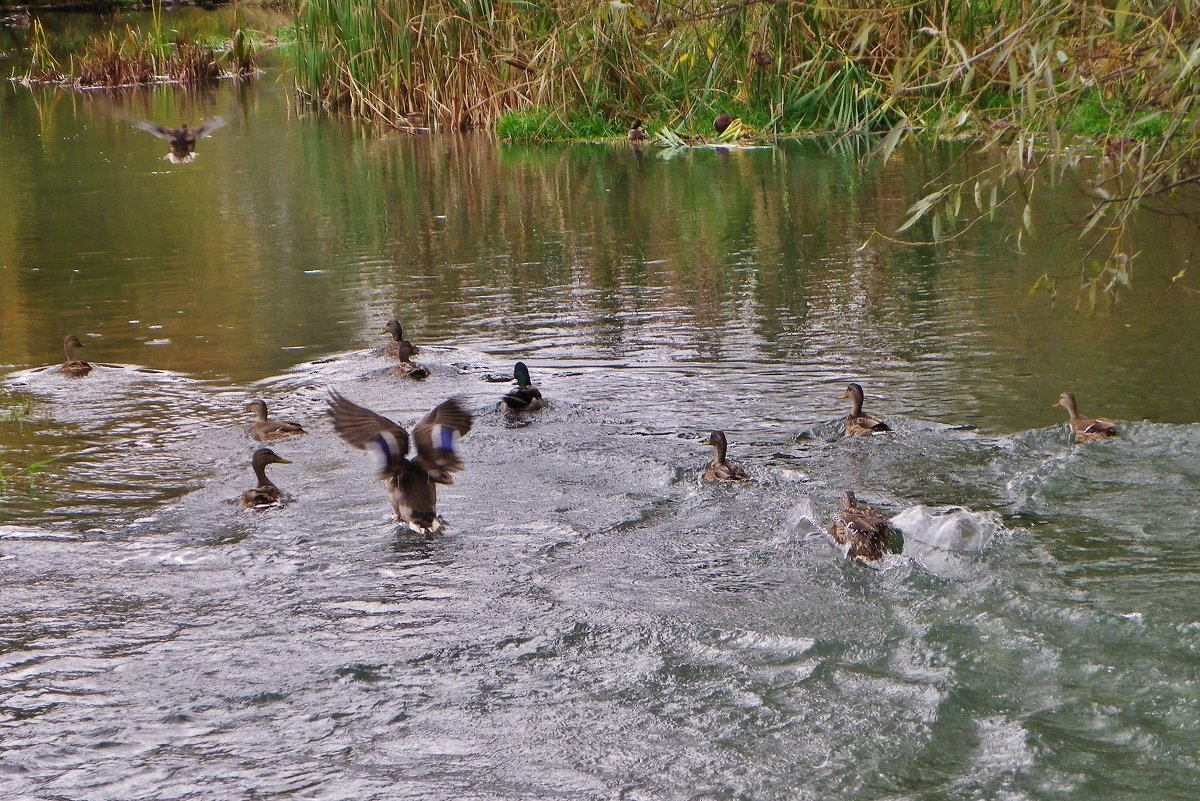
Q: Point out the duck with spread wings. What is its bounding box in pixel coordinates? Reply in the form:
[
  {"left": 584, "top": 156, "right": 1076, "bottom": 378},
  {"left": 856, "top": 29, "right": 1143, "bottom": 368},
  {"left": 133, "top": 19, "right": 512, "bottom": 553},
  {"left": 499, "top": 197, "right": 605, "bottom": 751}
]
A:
[
  {"left": 327, "top": 391, "right": 473, "bottom": 533},
  {"left": 135, "top": 118, "right": 226, "bottom": 164}
]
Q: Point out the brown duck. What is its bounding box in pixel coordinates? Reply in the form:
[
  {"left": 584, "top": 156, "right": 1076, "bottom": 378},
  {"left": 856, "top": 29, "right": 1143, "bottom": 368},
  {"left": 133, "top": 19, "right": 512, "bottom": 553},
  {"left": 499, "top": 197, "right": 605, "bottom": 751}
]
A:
[
  {"left": 838, "top": 383, "right": 891, "bottom": 436},
  {"left": 60, "top": 335, "right": 92, "bottom": 377},
  {"left": 1054, "top": 392, "right": 1118, "bottom": 443},
  {"left": 241, "top": 448, "right": 291, "bottom": 507},
  {"left": 247, "top": 400, "right": 306, "bottom": 442},
  {"left": 327, "top": 391, "right": 473, "bottom": 533},
  {"left": 136, "top": 118, "right": 226, "bottom": 164},
  {"left": 827, "top": 491, "right": 903, "bottom": 564},
  {"left": 700, "top": 430, "right": 748, "bottom": 482},
  {"left": 380, "top": 319, "right": 428, "bottom": 379},
  {"left": 714, "top": 113, "right": 733, "bottom": 135},
  {"left": 628, "top": 120, "right": 648, "bottom": 142}
]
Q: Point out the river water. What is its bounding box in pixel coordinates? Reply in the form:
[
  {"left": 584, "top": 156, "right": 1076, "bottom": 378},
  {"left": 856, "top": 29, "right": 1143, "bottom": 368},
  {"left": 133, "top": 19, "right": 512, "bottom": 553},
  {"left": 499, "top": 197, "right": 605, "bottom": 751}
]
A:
[{"left": 3, "top": 12, "right": 1200, "bottom": 801}]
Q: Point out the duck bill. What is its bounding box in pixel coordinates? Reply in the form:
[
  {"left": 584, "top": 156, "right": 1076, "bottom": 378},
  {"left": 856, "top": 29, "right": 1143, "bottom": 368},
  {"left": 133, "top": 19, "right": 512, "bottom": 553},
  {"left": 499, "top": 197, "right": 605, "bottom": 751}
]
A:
[
  {"left": 836, "top": 390, "right": 849, "bottom": 399},
  {"left": 275, "top": 457, "right": 293, "bottom": 465}
]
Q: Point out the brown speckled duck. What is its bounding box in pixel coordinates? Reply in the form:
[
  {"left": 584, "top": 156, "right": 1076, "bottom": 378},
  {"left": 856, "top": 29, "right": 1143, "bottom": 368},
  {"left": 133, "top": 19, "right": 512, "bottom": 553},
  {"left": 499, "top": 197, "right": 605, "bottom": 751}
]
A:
[
  {"left": 628, "top": 120, "right": 648, "bottom": 142},
  {"left": 381, "top": 319, "right": 429, "bottom": 379},
  {"left": 701, "top": 430, "right": 748, "bottom": 482},
  {"left": 827, "top": 491, "right": 903, "bottom": 564},
  {"left": 1054, "top": 392, "right": 1118, "bottom": 443},
  {"left": 838, "top": 383, "right": 891, "bottom": 436},
  {"left": 241, "top": 448, "right": 291, "bottom": 507},
  {"left": 60, "top": 335, "right": 92, "bottom": 377},
  {"left": 381, "top": 319, "right": 421, "bottom": 358},
  {"left": 327, "top": 391, "right": 473, "bottom": 533},
  {"left": 135, "top": 118, "right": 226, "bottom": 164},
  {"left": 247, "top": 400, "right": 306, "bottom": 441}
]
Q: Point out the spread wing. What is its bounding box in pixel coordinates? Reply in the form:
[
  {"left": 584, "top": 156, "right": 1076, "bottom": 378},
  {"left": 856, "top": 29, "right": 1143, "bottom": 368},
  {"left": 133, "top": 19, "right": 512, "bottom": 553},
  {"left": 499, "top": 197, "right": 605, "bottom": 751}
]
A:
[
  {"left": 411, "top": 398, "right": 473, "bottom": 484},
  {"left": 193, "top": 117, "right": 226, "bottom": 139},
  {"left": 135, "top": 120, "right": 176, "bottom": 141},
  {"left": 327, "top": 391, "right": 410, "bottom": 471}
]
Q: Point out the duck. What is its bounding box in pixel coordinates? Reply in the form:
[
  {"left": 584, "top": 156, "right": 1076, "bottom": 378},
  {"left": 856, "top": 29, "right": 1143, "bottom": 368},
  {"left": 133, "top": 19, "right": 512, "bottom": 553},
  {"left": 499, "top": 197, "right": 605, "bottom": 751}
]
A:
[
  {"left": 700, "top": 430, "right": 748, "bottom": 481},
  {"left": 241, "top": 448, "right": 291, "bottom": 507},
  {"left": 838, "top": 383, "right": 891, "bottom": 436},
  {"left": 247, "top": 399, "right": 306, "bottom": 441},
  {"left": 500, "top": 362, "right": 545, "bottom": 412},
  {"left": 380, "top": 319, "right": 429, "bottom": 379},
  {"left": 1, "top": 10, "right": 32, "bottom": 28},
  {"left": 628, "top": 120, "right": 648, "bottom": 142},
  {"left": 135, "top": 117, "right": 226, "bottom": 164},
  {"left": 60, "top": 335, "right": 92, "bottom": 377},
  {"left": 827, "top": 491, "right": 903, "bottom": 564},
  {"left": 327, "top": 391, "right": 473, "bottom": 533},
  {"left": 714, "top": 113, "right": 733, "bottom": 135},
  {"left": 1054, "top": 392, "right": 1118, "bottom": 443}
]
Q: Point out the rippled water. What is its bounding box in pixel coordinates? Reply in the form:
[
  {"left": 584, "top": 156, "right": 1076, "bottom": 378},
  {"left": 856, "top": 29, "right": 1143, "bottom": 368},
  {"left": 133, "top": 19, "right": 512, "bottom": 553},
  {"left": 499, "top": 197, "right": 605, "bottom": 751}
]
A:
[{"left": 4, "top": 24, "right": 1200, "bottom": 800}]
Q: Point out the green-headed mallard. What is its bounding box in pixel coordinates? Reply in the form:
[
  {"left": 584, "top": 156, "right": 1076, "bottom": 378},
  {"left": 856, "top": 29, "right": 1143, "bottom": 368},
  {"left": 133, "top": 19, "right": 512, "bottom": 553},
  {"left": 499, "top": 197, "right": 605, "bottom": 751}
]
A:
[
  {"left": 247, "top": 399, "right": 306, "bottom": 441},
  {"left": 628, "top": 120, "right": 648, "bottom": 142},
  {"left": 828, "top": 491, "right": 903, "bottom": 564},
  {"left": 60, "top": 335, "right": 92, "bottom": 378},
  {"left": 701, "top": 430, "right": 748, "bottom": 482},
  {"left": 327, "top": 391, "right": 473, "bottom": 533},
  {"left": 714, "top": 113, "right": 732, "bottom": 135},
  {"left": 135, "top": 118, "right": 226, "bottom": 164},
  {"left": 838, "top": 383, "right": 891, "bottom": 436},
  {"left": 241, "top": 447, "right": 291, "bottom": 507},
  {"left": 501, "top": 361, "right": 545, "bottom": 412},
  {"left": 1055, "top": 392, "right": 1118, "bottom": 443}
]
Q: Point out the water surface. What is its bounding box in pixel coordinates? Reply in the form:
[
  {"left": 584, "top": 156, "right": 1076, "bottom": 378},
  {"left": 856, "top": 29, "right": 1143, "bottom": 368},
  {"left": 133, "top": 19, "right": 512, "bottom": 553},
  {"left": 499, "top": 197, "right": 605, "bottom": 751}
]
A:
[{"left": 3, "top": 30, "right": 1200, "bottom": 801}]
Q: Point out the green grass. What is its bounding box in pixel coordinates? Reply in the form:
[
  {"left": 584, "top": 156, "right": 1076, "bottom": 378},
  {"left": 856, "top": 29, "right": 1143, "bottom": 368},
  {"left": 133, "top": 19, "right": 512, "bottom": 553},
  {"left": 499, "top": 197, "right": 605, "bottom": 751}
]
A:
[{"left": 497, "top": 109, "right": 622, "bottom": 141}]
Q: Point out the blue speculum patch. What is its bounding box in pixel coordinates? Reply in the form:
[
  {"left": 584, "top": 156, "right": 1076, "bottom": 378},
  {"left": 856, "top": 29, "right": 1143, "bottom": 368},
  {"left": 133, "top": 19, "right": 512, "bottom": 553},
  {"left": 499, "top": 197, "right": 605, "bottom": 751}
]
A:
[{"left": 437, "top": 425, "right": 457, "bottom": 452}]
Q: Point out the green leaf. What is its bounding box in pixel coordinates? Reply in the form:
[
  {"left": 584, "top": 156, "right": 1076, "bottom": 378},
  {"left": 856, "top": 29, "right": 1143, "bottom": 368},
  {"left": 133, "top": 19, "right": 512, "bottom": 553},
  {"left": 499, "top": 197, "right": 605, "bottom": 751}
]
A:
[{"left": 875, "top": 115, "right": 907, "bottom": 165}]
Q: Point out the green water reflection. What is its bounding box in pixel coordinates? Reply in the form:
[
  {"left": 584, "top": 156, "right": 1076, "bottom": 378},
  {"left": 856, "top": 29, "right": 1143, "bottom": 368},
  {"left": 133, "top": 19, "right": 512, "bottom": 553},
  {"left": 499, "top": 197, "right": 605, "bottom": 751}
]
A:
[{"left": 2, "top": 23, "right": 1197, "bottom": 434}]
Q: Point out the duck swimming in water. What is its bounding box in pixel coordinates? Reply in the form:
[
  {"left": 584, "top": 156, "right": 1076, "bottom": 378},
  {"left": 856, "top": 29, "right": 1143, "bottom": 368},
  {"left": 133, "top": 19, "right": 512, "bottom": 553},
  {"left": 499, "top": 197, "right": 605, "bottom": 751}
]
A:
[
  {"left": 327, "top": 391, "right": 473, "bottom": 533},
  {"left": 241, "top": 448, "right": 291, "bottom": 507},
  {"left": 246, "top": 399, "right": 306, "bottom": 442},
  {"left": 838, "top": 383, "right": 891, "bottom": 436},
  {"left": 60, "top": 335, "right": 91, "bottom": 377},
  {"left": 135, "top": 118, "right": 226, "bottom": 164},
  {"left": 700, "top": 430, "right": 748, "bottom": 482},
  {"left": 827, "top": 491, "right": 903, "bottom": 564},
  {"left": 1054, "top": 392, "right": 1118, "bottom": 443},
  {"left": 628, "top": 120, "right": 648, "bottom": 142},
  {"left": 380, "top": 319, "right": 428, "bottom": 379},
  {"left": 500, "top": 362, "right": 544, "bottom": 412}
]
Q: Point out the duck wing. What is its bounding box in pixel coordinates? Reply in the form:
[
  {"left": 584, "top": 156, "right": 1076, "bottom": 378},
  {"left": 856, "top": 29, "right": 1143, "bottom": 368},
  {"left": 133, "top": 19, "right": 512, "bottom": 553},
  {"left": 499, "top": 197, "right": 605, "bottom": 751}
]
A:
[
  {"left": 193, "top": 117, "right": 226, "bottom": 139},
  {"left": 411, "top": 398, "right": 473, "bottom": 483},
  {"left": 502, "top": 386, "right": 543, "bottom": 411},
  {"left": 327, "top": 391, "right": 410, "bottom": 472},
  {"left": 1081, "top": 418, "right": 1118, "bottom": 436},
  {"left": 135, "top": 121, "right": 178, "bottom": 141}
]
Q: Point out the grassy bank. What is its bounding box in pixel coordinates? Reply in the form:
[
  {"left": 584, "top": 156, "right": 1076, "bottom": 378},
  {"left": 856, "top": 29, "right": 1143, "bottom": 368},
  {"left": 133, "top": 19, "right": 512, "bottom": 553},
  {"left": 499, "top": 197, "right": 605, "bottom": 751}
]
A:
[
  {"left": 293, "top": 1, "right": 1194, "bottom": 141},
  {"left": 15, "top": 4, "right": 258, "bottom": 87}
]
